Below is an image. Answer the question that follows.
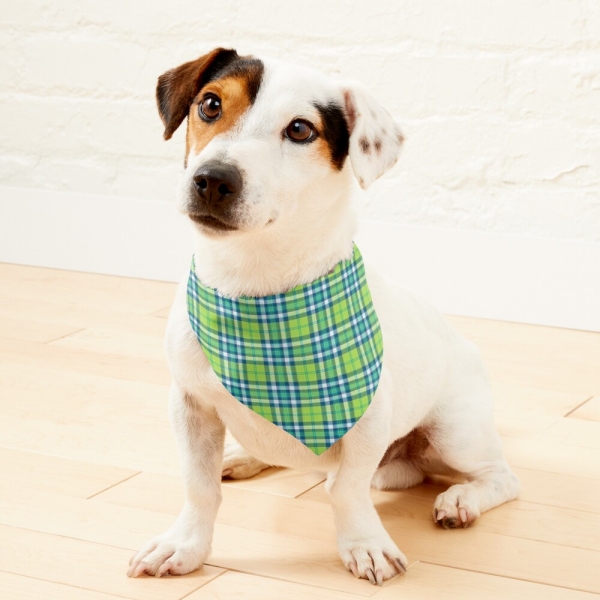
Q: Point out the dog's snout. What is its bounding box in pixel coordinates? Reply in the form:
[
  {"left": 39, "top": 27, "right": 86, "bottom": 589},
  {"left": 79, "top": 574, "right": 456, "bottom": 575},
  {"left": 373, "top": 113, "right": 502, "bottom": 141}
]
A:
[{"left": 193, "top": 161, "right": 242, "bottom": 206}]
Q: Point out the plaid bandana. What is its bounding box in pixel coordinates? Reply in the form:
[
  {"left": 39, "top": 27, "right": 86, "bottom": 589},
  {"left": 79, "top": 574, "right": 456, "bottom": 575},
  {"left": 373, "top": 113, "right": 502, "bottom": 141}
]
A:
[{"left": 187, "top": 244, "right": 383, "bottom": 455}]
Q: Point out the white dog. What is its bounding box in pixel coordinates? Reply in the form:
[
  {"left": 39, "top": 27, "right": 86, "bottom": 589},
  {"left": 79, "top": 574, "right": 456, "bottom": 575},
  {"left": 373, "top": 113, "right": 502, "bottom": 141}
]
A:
[{"left": 128, "top": 48, "right": 520, "bottom": 585}]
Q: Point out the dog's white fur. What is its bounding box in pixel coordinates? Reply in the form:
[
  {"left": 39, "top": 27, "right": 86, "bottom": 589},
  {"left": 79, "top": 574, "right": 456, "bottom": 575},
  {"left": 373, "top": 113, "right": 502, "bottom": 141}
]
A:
[{"left": 128, "top": 55, "right": 520, "bottom": 584}]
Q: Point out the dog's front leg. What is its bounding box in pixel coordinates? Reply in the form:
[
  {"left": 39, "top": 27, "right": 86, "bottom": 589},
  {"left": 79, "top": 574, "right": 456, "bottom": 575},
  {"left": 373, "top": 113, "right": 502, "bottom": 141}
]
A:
[
  {"left": 128, "top": 383, "right": 224, "bottom": 577},
  {"left": 328, "top": 407, "right": 408, "bottom": 585}
]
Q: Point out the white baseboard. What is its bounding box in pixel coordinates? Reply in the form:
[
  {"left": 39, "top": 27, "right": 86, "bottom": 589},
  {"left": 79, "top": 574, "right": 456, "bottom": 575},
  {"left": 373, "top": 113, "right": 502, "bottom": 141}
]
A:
[
  {"left": 356, "top": 221, "right": 600, "bottom": 332},
  {"left": 1, "top": 185, "right": 599, "bottom": 332},
  {"left": 0, "top": 186, "right": 193, "bottom": 283}
]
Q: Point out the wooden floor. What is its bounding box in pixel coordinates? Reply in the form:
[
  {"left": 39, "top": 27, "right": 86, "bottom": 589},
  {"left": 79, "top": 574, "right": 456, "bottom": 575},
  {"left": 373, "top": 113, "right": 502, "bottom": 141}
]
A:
[{"left": 1, "top": 262, "right": 599, "bottom": 600}]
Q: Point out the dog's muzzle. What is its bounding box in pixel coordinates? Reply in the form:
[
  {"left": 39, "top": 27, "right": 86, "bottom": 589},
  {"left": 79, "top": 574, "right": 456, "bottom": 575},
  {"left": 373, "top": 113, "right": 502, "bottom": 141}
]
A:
[{"left": 188, "top": 160, "right": 243, "bottom": 231}]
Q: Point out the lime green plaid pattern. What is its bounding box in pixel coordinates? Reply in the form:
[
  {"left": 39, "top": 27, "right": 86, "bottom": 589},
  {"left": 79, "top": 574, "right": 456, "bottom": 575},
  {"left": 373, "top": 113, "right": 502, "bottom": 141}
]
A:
[{"left": 187, "top": 244, "right": 383, "bottom": 455}]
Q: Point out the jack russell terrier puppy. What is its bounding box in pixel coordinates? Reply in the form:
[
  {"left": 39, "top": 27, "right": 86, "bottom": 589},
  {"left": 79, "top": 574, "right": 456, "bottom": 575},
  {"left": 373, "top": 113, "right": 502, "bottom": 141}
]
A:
[{"left": 128, "top": 47, "right": 520, "bottom": 585}]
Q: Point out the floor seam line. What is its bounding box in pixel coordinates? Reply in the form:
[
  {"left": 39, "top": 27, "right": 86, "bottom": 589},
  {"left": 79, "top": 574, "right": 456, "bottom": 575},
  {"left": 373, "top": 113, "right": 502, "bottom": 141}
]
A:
[
  {"left": 563, "top": 396, "right": 594, "bottom": 417},
  {"left": 178, "top": 569, "right": 229, "bottom": 599},
  {"left": 43, "top": 327, "right": 87, "bottom": 344},
  {"left": 86, "top": 471, "right": 143, "bottom": 500},
  {"left": 294, "top": 477, "right": 328, "bottom": 498},
  {"left": 1, "top": 523, "right": 140, "bottom": 552},
  {"left": 418, "top": 560, "right": 599, "bottom": 594},
  {"left": 0, "top": 568, "right": 133, "bottom": 599},
  {"left": 201, "top": 564, "right": 376, "bottom": 597}
]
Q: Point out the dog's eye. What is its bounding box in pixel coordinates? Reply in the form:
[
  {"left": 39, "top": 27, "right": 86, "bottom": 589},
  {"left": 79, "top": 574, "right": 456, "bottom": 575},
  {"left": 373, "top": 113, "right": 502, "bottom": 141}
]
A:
[
  {"left": 199, "top": 94, "right": 222, "bottom": 121},
  {"left": 284, "top": 119, "right": 315, "bottom": 143}
]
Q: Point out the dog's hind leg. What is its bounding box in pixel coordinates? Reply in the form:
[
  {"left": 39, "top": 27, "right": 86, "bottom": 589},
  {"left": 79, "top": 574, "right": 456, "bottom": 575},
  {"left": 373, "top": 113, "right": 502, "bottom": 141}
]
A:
[
  {"left": 370, "top": 427, "right": 428, "bottom": 490},
  {"left": 371, "top": 459, "right": 424, "bottom": 490},
  {"left": 221, "top": 439, "right": 271, "bottom": 479},
  {"left": 430, "top": 388, "right": 520, "bottom": 528}
]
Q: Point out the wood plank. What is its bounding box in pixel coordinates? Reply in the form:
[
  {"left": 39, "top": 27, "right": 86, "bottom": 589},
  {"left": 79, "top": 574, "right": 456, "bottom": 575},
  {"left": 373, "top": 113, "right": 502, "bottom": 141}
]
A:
[
  {"left": 191, "top": 570, "right": 367, "bottom": 600},
  {"left": 96, "top": 472, "right": 334, "bottom": 541},
  {"left": 568, "top": 396, "right": 600, "bottom": 422},
  {"left": 0, "top": 361, "right": 169, "bottom": 423},
  {"left": 374, "top": 562, "right": 600, "bottom": 600},
  {"left": 95, "top": 472, "right": 185, "bottom": 514},
  {"left": 0, "top": 360, "right": 178, "bottom": 474},
  {"left": 98, "top": 470, "right": 325, "bottom": 515},
  {"left": 384, "top": 509, "right": 600, "bottom": 593},
  {"left": 447, "top": 316, "right": 600, "bottom": 396},
  {"left": 0, "top": 337, "right": 170, "bottom": 385},
  {"left": 0, "top": 487, "right": 384, "bottom": 597},
  {"left": 0, "top": 262, "right": 177, "bottom": 316},
  {"left": 51, "top": 323, "right": 167, "bottom": 361},
  {"left": 537, "top": 418, "right": 600, "bottom": 450},
  {"left": 152, "top": 307, "right": 171, "bottom": 318},
  {"left": 488, "top": 358, "right": 600, "bottom": 398},
  {"left": 97, "top": 467, "right": 600, "bottom": 552},
  {"left": 0, "top": 486, "right": 174, "bottom": 550},
  {"left": 502, "top": 437, "right": 600, "bottom": 479},
  {"left": 0, "top": 315, "right": 81, "bottom": 343},
  {"left": 494, "top": 412, "right": 562, "bottom": 439},
  {"left": 2, "top": 265, "right": 599, "bottom": 598},
  {"left": 492, "top": 383, "right": 587, "bottom": 418},
  {"left": 388, "top": 488, "right": 600, "bottom": 552},
  {"left": 0, "top": 571, "right": 125, "bottom": 600},
  {"left": 0, "top": 295, "right": 171, "bottom": 336},
  {"left": 0, "top": 525, "right": 223, "bottom": 600},
  {"left": 447, "top": 315, "right": 600, "bottom": 359},
  {"left": 0, "top": 447, "right": 137, "bottom": 499},
  {"left": 303, "top": 480, "right": 600, "bottom": 552},
  {"left": 0, "top": 413, "right": 180, "bottom": 476},
  {"left": 211, "top": 498, "right": 600, "bottom": 593},
  {"left": 95, "top": 470, "right": 600, "bottom": 588},
  {"left": 4, "top": 478, "right": 599, "bottom": 594},
  {"left": 209, "top": 524, "right": 383, "bottom": 596},
  {"left": 222, "top": 466, "right": 325, "bottom": 498},
  {"left": 492, "top": 383, "right": 588, "bottom": 438},
  {"left": 514, "top": 467, "right": 600, "bottom": 514},
  {"left": 297, "top": 483, "right": 600, "bottom": 593},
  {"left": 475, "top": 499, "right": 600, "bottom": 552}
]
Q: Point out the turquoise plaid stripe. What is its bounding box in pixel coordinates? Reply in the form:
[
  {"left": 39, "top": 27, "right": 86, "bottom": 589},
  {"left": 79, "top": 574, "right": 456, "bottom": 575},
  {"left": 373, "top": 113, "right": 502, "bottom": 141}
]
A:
[{"left": 187, "top": 244, "right": 383, "bottom": 455}]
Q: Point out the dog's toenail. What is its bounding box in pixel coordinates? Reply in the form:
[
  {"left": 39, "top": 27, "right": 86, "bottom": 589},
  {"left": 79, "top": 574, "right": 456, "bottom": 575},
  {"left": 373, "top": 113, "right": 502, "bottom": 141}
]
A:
[{"left": 395, "top": 558, "right": 406, "bottom": 574}]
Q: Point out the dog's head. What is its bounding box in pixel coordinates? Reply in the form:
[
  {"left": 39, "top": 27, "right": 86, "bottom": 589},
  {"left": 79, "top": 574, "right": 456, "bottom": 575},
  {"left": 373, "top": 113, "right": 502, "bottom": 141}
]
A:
[{"left": 157, "top": 48, "right": 404, "bottom": 236}]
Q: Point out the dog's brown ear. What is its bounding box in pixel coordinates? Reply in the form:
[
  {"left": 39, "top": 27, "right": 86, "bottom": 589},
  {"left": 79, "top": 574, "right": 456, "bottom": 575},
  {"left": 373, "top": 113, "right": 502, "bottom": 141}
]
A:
[{"left": 156, "top": 48, "right": 239, "bottom": 140}]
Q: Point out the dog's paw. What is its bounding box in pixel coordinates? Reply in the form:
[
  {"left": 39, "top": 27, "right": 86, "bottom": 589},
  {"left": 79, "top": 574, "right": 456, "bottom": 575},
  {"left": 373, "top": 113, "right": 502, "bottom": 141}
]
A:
[
  {"left": 433, "top": 483, "right": 480, "bottom": 529},
  {"left": 222, "top": 442, "right": 270, "bottom": 480},
  {"left": 338, "top": 537, "right": 407, "bottom": 585},
  {"left": 127, "top": 529, "right": 210, "bottom": 578}
]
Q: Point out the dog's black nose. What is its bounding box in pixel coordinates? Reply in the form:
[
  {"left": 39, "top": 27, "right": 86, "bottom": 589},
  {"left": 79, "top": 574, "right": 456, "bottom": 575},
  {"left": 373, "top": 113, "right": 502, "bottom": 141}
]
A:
[{"left": 193, "top": 161, "right": 242, "bottom": 206}]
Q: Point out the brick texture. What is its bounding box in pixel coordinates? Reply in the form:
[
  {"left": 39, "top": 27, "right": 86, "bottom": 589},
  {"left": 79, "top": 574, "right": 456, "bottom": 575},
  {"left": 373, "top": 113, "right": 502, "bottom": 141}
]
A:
[{"left": 1, "top": 0, "right": 599, "bottom": 241}]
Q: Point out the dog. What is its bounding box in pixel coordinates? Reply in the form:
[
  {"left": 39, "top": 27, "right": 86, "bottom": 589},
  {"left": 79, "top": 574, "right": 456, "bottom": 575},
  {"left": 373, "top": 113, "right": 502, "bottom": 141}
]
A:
[{"left": 127, "top": 48, "right": 520, "bottom": 585}]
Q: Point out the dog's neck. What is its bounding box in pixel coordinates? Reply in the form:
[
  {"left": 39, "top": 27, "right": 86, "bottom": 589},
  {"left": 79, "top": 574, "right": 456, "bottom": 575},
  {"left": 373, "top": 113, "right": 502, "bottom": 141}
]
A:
[{"left": 191, "top": 189, "right": 357, "bottom": 298}]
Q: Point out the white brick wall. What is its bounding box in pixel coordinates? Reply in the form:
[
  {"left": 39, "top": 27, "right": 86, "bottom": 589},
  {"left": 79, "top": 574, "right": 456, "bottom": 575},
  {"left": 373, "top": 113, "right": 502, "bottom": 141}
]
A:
[{"left": 1, "top": 0, "right": 599, "bottom": 241}]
